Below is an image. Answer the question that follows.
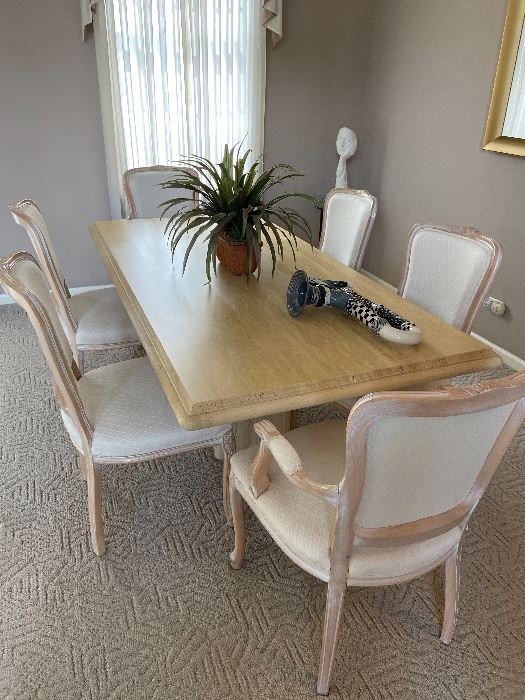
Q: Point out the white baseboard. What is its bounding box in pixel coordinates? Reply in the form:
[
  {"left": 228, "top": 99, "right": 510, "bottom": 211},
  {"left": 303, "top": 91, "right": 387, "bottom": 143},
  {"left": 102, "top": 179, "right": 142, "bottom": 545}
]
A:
[
  {"left": 361, "top": 268, "right": 397, "bottom": 292},
  {"left": 0, "top": 284, "right": 112, "bottom": 306},
  {"left": 361, "top": 269, "right": 525, "bottom": 371},
  {"left": 470, "top": 333, "right": 525, "bottom": 371},
  {"left": 70, "top": 284, "right": 112, "bottom": 295}
]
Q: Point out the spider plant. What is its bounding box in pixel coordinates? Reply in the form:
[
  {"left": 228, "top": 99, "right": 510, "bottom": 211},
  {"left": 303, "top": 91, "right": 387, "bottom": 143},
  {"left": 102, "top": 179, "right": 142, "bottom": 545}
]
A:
[{"left": 160, "top": 144, "right": 317, "bottom": 282}]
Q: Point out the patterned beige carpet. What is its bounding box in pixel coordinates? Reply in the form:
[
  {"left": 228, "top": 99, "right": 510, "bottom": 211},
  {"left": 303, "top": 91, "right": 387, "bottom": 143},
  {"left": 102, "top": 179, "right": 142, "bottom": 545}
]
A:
[{"left": 1, "top": 303, "right": 524, "bottom": 699}]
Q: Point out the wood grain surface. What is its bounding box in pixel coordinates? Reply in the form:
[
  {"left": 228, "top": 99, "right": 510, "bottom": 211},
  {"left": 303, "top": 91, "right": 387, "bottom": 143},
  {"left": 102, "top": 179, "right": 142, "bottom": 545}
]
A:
[{"left": 90, "top": 219, "right": 501, "bottom": 428}]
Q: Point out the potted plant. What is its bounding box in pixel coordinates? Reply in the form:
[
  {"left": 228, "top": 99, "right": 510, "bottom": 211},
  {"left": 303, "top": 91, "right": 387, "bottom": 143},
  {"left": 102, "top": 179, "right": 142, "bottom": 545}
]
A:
[{"left": 160, "top": 144, "right": 316, "bottom": 282}]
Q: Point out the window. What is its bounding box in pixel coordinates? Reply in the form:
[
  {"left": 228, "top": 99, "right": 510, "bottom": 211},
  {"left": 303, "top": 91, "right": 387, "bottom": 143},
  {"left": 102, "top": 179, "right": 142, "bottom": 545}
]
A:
[{"left": 95, "top": 0, "right": 265, "bottom": 215}]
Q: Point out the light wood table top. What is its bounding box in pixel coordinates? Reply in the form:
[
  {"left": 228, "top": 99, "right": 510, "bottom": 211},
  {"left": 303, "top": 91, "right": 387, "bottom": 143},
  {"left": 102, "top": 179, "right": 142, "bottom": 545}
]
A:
[{"left": 90, "top": 219, "right": 501, "bottom": 429}]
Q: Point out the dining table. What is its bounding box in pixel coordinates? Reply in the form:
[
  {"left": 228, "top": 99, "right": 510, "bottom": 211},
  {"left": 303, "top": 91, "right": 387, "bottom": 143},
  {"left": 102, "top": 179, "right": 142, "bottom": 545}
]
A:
[{"left": 89, "top": 218, "right": 501, "bottom": 448}]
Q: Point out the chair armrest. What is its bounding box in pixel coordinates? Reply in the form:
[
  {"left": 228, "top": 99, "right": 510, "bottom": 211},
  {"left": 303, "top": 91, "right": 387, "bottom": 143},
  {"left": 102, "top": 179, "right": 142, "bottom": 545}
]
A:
[{"left": 250, "top": 420, "right": 339, "bottom": 505}]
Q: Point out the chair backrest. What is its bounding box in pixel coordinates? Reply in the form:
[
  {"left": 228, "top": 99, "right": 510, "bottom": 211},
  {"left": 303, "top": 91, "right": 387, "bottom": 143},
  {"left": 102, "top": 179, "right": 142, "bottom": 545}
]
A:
[
  {"left": 123, "top": 165, "right": 198, "bottom": 219},
  {"left": 398, "top": 223, "right": 501, "bottom": 332},
  {"left": 319, "top": 188, "right": 377, "bottom": 270},
  {"left": 336, "top": 373, "right": 525, "bottom": 555},
  {"left": 0, "top": 252, "right": 92, "bottom": 450},
  {"left": 8, "top": 199, "right": 78, "bottom": 346}
]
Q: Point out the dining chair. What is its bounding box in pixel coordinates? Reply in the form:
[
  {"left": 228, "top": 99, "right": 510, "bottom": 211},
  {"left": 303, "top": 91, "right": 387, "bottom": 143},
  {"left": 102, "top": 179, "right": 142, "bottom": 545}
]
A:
[
  {"left": 9, "top": 199, "right": 141, "bottom": 372},
  {"left": 0, "top": 251, "right": 236, "bottom": 556},
  {"left": 287, "top": 188, "right": 378, "bottom": 430},
  {"left": 319, "top": 188, "right": 377, "bottom": 270},
  {"left": 399, "top": 222, "right": 502, "bottom": 333},
  {"left": 229, "top": 374, "right": 525, "bottom": 694},
  {"left": 330, "top": 222, "right": 502, "bottom": 414},
  {"left": 123, "top": 165, "right": 199, "bottom": 219}
]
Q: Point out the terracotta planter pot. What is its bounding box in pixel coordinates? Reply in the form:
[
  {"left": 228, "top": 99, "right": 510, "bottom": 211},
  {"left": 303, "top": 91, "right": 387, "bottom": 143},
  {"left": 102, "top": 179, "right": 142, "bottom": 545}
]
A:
[{"left": 216, "top": 234, "right": 258, "bottom": 276}]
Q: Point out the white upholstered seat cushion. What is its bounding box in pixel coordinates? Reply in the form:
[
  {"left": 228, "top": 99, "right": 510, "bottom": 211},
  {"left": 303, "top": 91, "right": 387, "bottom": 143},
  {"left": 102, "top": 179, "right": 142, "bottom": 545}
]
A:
[
  {"left": 231, "top": 420, "right": 461, "bottom": 585},
  {"left": 69, "top": 287, "right": 140, "bottom": 348},
  {"left": 62, "top": 356, "right": 230, "bottom": 461}
]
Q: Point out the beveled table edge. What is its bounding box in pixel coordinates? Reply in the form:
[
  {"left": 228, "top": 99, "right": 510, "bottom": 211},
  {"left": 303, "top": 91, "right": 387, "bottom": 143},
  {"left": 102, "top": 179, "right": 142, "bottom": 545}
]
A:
[{"left": 90, "top": 222, "right": 502, "bottom": 430}]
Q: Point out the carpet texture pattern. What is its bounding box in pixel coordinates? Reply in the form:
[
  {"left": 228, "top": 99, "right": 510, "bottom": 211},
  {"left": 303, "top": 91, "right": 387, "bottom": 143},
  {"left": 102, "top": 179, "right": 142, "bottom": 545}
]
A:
[{"left": 0, "top": 303, "right": 524, "bottom": 699}]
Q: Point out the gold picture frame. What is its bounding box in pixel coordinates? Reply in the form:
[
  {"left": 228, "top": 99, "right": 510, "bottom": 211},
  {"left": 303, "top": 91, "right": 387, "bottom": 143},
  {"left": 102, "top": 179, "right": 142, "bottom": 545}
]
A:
[{"left": 483, "top": 0, "right": 525, "bottom": 156}]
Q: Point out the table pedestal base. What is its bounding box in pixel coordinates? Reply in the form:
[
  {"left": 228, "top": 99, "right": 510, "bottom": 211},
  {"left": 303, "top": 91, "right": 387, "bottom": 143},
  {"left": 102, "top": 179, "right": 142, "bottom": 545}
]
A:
[{"left": 213, "top": 411, "right": 291, "bottom": 459}]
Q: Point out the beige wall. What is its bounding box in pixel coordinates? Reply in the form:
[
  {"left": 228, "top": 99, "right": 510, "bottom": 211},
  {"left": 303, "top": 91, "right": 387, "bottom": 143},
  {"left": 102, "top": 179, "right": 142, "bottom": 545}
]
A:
[
  {"left": 264, "top": 0, "right": 373, "bottom": 242},
  {"left": 0, "top": 0, "right": 111, "bottom": 287},
  {"left": 4, "top": 1, "right": 524, "bottom": 357},
  {"left": 359, "top": 0, "right": 525, "bottom": 357},
  {"left": 1, "top": 0, "right": 372, "bottom": 286},
  {"left": 1, "top": 0, "right": 372, "bottom": 285}
]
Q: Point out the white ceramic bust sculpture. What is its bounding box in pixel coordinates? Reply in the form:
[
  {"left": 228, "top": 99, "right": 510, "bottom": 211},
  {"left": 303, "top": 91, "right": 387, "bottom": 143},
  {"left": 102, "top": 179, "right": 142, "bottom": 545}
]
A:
[{"left": 335, "top": 127, "right": 357, "bottom": 188}]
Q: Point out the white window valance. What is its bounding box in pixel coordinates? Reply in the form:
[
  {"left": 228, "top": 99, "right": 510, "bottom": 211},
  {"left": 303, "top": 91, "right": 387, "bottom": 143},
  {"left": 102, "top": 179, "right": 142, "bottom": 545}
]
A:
[
  {"left": 80, "top": 0, "right": 100, "bottom": 41},
  {"left": 82, "top": 1, "right": 283, "bottom": 46},
  {"left": 262, "top": 0, "right": 283, "bottom": 47}
]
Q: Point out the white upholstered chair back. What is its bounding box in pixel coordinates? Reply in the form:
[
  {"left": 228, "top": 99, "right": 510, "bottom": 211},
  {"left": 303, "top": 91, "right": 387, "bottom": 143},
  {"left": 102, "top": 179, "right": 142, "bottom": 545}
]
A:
[
  {"left": 8, "top": 199, "right": 77, "bottom": 345},
  {"left": 0, "top": 252, "right": 92, "bottom": 446},
  {"left": 357, "top": 404, "right": 515, "bottom": 529},
  {"left": 399, "top": 223, "right": 501, "bottom": 332},
  {"left": 123, "top": 165, "right": 198, "bottom": 219},
  {"left": 9, "top": 199, "right": 70, "bottom": 302},
  {"left": 319, "top": 188, "right": 377, "bottom": 270},
  {"left": 342, "top": 376, "right": 525, "bottom": 546}
]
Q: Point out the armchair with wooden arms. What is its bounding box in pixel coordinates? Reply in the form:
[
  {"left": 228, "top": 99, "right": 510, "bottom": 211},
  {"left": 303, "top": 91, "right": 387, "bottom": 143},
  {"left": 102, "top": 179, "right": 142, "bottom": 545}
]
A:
[{"left": 228, "top": 375, "right": 525, "bottom": 694}]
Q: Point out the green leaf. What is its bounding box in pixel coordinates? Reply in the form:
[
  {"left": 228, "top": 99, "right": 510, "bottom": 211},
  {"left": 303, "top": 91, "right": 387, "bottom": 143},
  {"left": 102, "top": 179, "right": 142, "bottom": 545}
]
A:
[
  {"left": 160, "top": 145, "right": 316, "bottom": 281},
  {"left": 265, "top": 218, "right": 297, "bottom": 264},
  {"left": 252, "top": 226, "right": 262, "bottom": 280},
  {"left": 253, "top": 215, "right": 276, "bottom": 274},
  {"left": 245, "top": 226, "right": 256, "bottom": 284}
]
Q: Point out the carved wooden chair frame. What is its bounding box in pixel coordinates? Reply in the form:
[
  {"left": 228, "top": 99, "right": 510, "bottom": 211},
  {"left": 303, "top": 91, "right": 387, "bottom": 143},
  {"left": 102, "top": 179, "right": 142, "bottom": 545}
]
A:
[
  {"left": 123, "top": 165, "right": 200, "bottom": 219},
  {"left": 9, "top": 198, "right": 143, "bottom": 369},
  {"left": 398, "top": 222, "right": 502, "bottom": 333},
  {"left": 9, "top": 199, "right": 78, "bottom": 349},
  {"left": 230, "top": 373, "right": 525, "bottom": 694},
  {"left": 319, "top": 188, "right": 378, "bottom": 270},
  {"left": 0, "top": 251, "right": 236, "bottom": 556}
]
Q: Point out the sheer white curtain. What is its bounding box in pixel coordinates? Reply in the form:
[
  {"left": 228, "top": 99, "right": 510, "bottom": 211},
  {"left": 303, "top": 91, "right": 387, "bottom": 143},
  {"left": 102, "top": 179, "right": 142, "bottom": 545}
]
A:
[{"left": 93, "top": 0, "right": 266, "bottom": 217}]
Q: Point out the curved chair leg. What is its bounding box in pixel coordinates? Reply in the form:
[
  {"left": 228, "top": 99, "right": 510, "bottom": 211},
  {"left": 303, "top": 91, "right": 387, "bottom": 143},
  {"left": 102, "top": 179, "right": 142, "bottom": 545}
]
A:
[
  {"left": 440, "top": 544, "right": 461, "bottom": 645},
  {"left": 317, "top": 581, "right": 346, "bottom": 696},
  {"left": 221, "top": 429, "right": 236, "bottom": 523},
  {"left": 84, "top": 456, "right": 106, "bottom": 556},
  {"left": 223, "top": 456, "right": 231, "bottom": 522},
  {"left": 229, "top": 480, "right": 245, "bottom": 570},
  {"left": 77, "top": 451, "right": 87, "bottom": 480}
]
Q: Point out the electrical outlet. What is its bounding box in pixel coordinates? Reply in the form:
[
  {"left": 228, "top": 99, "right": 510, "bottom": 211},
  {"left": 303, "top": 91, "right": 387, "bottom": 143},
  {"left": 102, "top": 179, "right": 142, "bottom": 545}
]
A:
[{"left": 483, "top": 296, "right": 506, "bottom": 316}]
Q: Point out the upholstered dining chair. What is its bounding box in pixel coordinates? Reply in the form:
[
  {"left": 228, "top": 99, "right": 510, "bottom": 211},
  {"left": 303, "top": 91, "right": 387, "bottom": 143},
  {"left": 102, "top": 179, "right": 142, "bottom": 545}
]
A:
[
  {"left": 288, "top": 188, "right": 378, "bottom": 428},
  {"left": 0, "top": 251, "right": 235, "bottom": 556},
  {"left": 9, "top": 199, "right": 141, "bottom": 372},
  {"left": 319, "top": 188, "right": 377, "bottom": 270},
  {"left": 123, "top": 165, "right": 199, "bottom": 219},
  {"left": 229, "top": 374, "right": 525, "bottom": 694},
  {"left": 330, "top": 222, "right": 502, "bottom": 414},
  {"left": 399, "top": 222, "right": 502, "bottom": 333}
]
